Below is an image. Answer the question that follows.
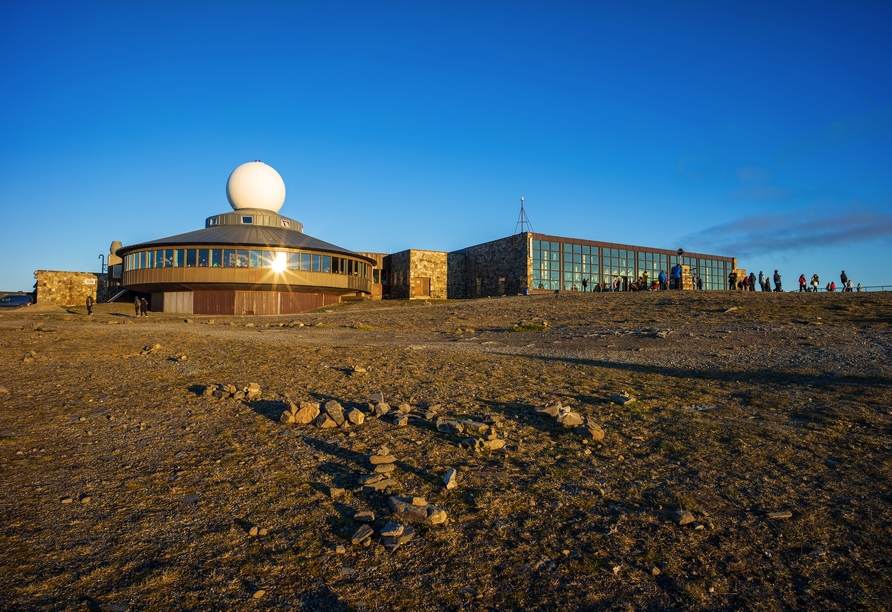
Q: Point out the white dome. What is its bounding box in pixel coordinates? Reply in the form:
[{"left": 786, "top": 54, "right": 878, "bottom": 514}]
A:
[{"left": 226, "top": 161, "right": 286, "bottom": 212}]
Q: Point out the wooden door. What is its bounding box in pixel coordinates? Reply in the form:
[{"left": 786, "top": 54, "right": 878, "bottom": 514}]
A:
[{"left": 413, "top": 277, "right": 430, "bottom": 298}]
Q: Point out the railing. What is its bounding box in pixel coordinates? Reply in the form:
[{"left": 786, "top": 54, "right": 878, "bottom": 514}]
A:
[{"left": 107, "top": 288, "right": 129, "bottom": 302}]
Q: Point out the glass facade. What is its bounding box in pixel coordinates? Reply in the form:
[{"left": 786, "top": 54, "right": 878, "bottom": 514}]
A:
[
  {"left": 124, "top": 246, "right": 371, "bottom": 279},
  {"left": 531, "top": 238, "right": 732, "bottom": 291}
]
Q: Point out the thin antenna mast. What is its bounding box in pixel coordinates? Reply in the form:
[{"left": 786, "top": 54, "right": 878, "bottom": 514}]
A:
[{"left": 515, "top": 196, "right": 534, "bottom": 234}]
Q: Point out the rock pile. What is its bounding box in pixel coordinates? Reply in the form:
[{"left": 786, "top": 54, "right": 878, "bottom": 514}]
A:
[
  {"left": 389, "top": 496, "right": 447, "bottom": 526},
  {"left": 358, "top": 445, "right": 398, "bottom": 492},
  {"left": 279, "top": 399, "right": 366, "bottom": 428},
  {"left": 203, "top": 382, "right": 262, "bottom": 401},
  {"left": 611, "top": 390, "right": 636, "bottom": 405},
  {"left": 535, "top": 400, "right": 606, "bottom": 440}
]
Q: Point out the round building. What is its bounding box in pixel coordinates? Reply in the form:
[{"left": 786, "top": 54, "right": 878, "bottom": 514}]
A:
[{"left": 116, "top": 161, "right": 375, "bottom": 315}]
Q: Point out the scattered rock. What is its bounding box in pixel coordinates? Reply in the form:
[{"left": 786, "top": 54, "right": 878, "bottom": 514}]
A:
[
  {"left": 392, "top": 413, "right": 409, "bottom": 427},
  {"left": 443, "top": 468, "right": 458, "bottom": 490},
  {"left": 252, "top": 589, "right": 265, "bottom": 599},
  {"left": 535, "top": 402, "right": 561, "bottom": 417},
  {"left": 669, "top": 509, "right": 695, "bottom": 525},
  {"left": 481, "top": 438, "right": 506, "bottom": 450},
  {"left": 380, "top": 521, "right": 404, "bottom": 537},
  {"left": 436, "top": 418, "right": 464, "bottom": 434},
  {"left": 556, "top": 407, "right": 584, "bottom": 428},
  {"left": 294, "top": 401, "right": 320, "bottom": 424},
  {"left": 382, "top": 525, "right": 415, "bottom": 552},
  {"left": 346, "top": 408, "right": 365, "bottom": 425},
  {"left": 329, "top": 487, "right": 345, "bottom": 499},
  {"left": 354, "top": 510, "right": 375, "bottom": 522},
  {"left": 313, "top": 412, "right": 337, "bottom": 428},
  {"left": 323, "top": 400, "right": 345, "bottom": 426},
  {"left": 369, "top": 454, "right": 396, "bottom": 465},
  {"left": 576, "top": 420, "right": 605, "bottom": 441},
  {"left": 351, "top": 524, "right": 375, "bottom": 545},
  {"left": 767, "top": 510, "right": 793, "bottom": 519},
  {"left": 611, "top": 391, "right": 636, "bottom": 405},
  {"left": 373, "top": 463, "right": 396, "bottom": 474},
  {"left": 363, "top": 478, "right": 397, "bottom": 493},
  {"left": 370, "top": 391, "right": 385, "bottom": 403},
  {"left": 374, "top": 402, "right": 391, "bottom": 418}
]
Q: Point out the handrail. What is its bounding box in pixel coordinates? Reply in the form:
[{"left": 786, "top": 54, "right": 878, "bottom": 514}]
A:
[{"left": 107, "top": 288, "right": 129, "bottom": 302}]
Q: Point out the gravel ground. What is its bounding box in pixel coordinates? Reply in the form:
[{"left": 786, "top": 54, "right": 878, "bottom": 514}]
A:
[{"left": 1, "top": 291, "right": 890, "bottom": 611}]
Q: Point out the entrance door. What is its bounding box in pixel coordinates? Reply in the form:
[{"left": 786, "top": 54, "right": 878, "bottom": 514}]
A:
[{"left": 413, "top": 277, "right": 430, "bottom": 298}]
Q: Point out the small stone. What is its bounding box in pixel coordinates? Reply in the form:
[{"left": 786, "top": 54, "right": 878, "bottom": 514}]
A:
[
  {"left": 363, "top": 478, "right": 396, "bottom": 493},
  {"left": 346, "top": 408, "right": 365, "bottom": 425},
  {"left": 249, "top": 526, "right": 259, "bottom": 536},
  {"left": 669, "top": 509, "right": 695, "bottom": 525},
  {"left": 388, "top": 496, "right": 429, "bottom": 523},
  {"left": 611, "top": 392, "right": 636, "bottom": 405},
  {"left": 398, "top": 403, "right": 413, "bottom": 414},
  {"left": 334, "top": 544, "right": 346, "bottom": 554},
  {"left": 380, "top": 521, "right": 404, "bottom": 537},
  {"left": 370, "top": 391, "right": 384, "bottom": 403},
  {"left": 369, "top": 454, "right": 396, "bottom": 465},
  {"left": 436, "top": 419, "right": 463, "bottom": 434},
  {"left": 80, "top": 496, "right": 91, "bottom": 504},
  {"left": 351, "top": 524, "right": 375, "bottom": 545},
  {"left": 252, "top": 589, "right": 265, "bottom": 599},
  {"left": 556, "top": 411, "right": 584, "bottom": 428},
  {"left": 411, "top": 497, "right": 427, "bottom": 507},
  {"left": 443, "top": 468, "right": 458, "bottom": 490},
  {"left": 279, "top": 411, "right": 296, "bottom": 424},
  {"left": 358, "top": 474, "right": 385, "bottom": 485},
  {"left": 61, "top": 497, "right": 73, "bottom": 504},
  {"left": 294, "top": 401, "right": 320, "bottom": 424},
  {"left": 576, "top": 422, "right": 605, "bottom": 441},
  {"left": 376, "top": 446, "right": 390, "bottom": 456},
  {"left": 651, "top": 567, "right": 660, "bottom": 576},
  {"left": 352, "top": 366, "right": 367, "bottom": 373},
  {"left": 329, "top": 487, "right": 345, "bottom": 499},
  {"left": 461, "top": 420, "right": 489, "bottom": 435},
  {"left": 374, "top": 402, "right": 391, "bottom": 417},
  {"left": 535, "top": 402, "right": 561, "bottom": 417},
  {"left": 767, "top": 510, "right": 793, "bottom": 519},
  {"left": 425, "top": 506, "right": 448, "bottom": 525},
  {"left": 323, "top": 400, "right": 345, "bottom": 425},
  {"left": 393, "top": 414, "right": 409, "bottom": 427},
  {"left": 313, "top": 413, "right": 337, "bottom": 428},
  {"left": 373, "top": 463, "right": 396, "bottom": 474},
  {"left": 482, "top": 438, "right": 506, "bottom": 450},
  {"left": 354, "top": 510, "right": 375, "bottom": 522}
]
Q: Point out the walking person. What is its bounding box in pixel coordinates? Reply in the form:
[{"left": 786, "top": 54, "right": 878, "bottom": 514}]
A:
[
  {"left": 582, "top": 278, "right": 588, "bottom": 292},
  {"left": 811, "top": 274, "right": 820, "bottom": 292},
  {"left": 658, "top": 270, "right": 667, "bottom": 291},
  {"left": 773, "top": 270, "right": 782, "bottom": 292},
  {"left": 840, "top": 270, "right": 848, "bottom": 288},
  {"left": 134, "top": 295, "right": 141, "bottom": 317},
  {"left": 799, "top": 274, "right": 807, "bottom": 292},
  {"left": 748, "top": 272, "right": 757, "bottom": 292},
  {"left": 86, "top": 295, "right": 94, "bottom": 316},
  {"left": 140, "top": 297, "right": 148, "bottom": 317}
]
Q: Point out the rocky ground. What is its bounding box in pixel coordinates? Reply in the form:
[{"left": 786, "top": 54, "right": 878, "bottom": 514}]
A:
[{"left": 1, "top": 291, "right": 890, "bottom": 611}]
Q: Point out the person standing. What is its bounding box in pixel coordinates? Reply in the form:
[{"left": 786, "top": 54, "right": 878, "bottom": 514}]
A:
[
  {"left": 811, "top": 274, "right": 820, "bottom": 292},
  {"left": 773, "top": 270, "right": 782, "bottom": 292},
  {"left": 86, "top": 295, "right": 94, "bottom": 316},
  {"left": 799, "top": 274, "right": 807, "bottom": 292},
  {"left": 671, "top": 263, "right": 682, "bottom": 290},
  {"left": 696, "top": 276, "right": 702, "bottom": 290},
  {"left": 857, "top": 283, "right": 862, "bottom": 292},
  {"left": 658, "top": 270, "right": 667, "bottom": 291},
  {"left": 140, "top": 297, "right": 148, "bottom": 317},
  {"left": 748, "top": 272, "right": 757, "bottom": 291},
  {"left": 582, "top": 278, "right": 588, "bottom": 292},
  {"left": 134, "top": 295, "right": 141, "bottom": 317}
]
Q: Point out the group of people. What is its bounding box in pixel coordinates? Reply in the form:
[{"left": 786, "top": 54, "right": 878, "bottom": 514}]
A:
[
  {"left": 134, "top": 296, "right": 149, "bottom": 316},
  {"left": 576, "top": 264, "right": 700, "bottom": 292},
  {"left": 729, "top": 270, "right": 783, "bottom": 292},
  {"left": 798, "top": 270, "right": 860, "bottom": 292},
  {"left": 729, "top": 269, "right": 861, "bottom": 292}
]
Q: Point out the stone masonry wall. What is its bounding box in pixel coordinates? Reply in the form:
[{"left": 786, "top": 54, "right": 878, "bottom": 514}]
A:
[
  {"left": 386, "top": 250, "right": 448, "bottom": 299},
  {"left": 448, "top": 233, "right": 530, "bottom": 298},
  {"left": 34, "top": 271, "right": 98, "bottom": 307}
]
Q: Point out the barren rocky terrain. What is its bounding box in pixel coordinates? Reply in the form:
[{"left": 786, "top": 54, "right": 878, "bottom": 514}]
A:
[{"left": 1, "top": 291, "right": 891, "bottom": 611}]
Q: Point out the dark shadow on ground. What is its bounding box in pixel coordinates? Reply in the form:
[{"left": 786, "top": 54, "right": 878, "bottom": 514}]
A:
[{"left": 247, "top": 399, "right": 288, "bottom": 422}]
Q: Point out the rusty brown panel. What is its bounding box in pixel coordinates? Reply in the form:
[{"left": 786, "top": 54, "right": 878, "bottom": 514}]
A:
[
  {"left": 194, "top": 291, "right": 235, "bottom": 315},
  {"left": 323, "top": 294, "right": 341, "bottom": 306},
  {"left": 234, "top": 291, "right": 279, "bottom": 315},
  {"left": 280, "top": 292, "right": 324, "bottom": 313}
]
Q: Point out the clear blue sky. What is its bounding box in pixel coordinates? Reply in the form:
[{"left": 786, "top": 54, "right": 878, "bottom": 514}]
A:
[{"left": 2, "top": 1, "right": 891, "bottom": 291}]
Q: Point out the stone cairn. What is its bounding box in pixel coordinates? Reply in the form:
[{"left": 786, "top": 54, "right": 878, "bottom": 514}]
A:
[
  {"left": 346, "top": 444, "right": 448, "bottom": 552},
  {"left": 203, "top": 382, "right": 262, "bottom": 401},
  {"left": 436, "top": 414, "right": 508, "bottom": 452},
  {"left": 534, "top": 400, "right": 605, "bottom": 441}
]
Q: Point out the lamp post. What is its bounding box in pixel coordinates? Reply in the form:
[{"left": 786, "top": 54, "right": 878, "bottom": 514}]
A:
[{"left": 98, "top": 254, "right": 106, "bottom": 274}]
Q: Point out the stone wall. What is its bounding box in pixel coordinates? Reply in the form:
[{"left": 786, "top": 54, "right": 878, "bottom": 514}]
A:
[
  {"left": 387, "top": 250, "right": 448, "bottom": 299},
  {"left": 34, "top": 271, "right": 98, "bottom": 306},
  {"left": 448, "top": 233, "right": 530, "bottom": 298}
]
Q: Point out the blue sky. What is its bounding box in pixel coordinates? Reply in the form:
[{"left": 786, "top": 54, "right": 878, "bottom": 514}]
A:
[{"left": 2, "top": 1, "right": 891, "bottom": 291}]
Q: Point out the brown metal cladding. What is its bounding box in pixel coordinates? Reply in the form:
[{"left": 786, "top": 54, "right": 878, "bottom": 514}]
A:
[
  {"left": 234, "top": 291, "right": 278, "bottom": 316},
  {"left": 194, "top": 291, "right": 236, "bottom": 315}
]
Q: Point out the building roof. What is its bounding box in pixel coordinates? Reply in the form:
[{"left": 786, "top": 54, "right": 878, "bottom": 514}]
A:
[{"left": 117, "top": 225, "right": 364, "bottom": 259}]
